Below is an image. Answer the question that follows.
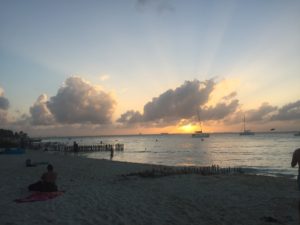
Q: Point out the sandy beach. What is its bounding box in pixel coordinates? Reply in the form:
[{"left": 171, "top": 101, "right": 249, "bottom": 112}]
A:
[{"left": 0, "top": 150, "right": 299, "bottom": 225}]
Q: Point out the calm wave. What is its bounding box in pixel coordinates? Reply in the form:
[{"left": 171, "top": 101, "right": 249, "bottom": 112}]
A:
[{"left": 43, "top": 133, "right": 300, "bottom": 178}]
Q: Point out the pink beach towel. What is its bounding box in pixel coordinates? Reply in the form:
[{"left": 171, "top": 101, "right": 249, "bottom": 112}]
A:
[{"left": 14, "top": 191, "right": 64, "bottom": 203}]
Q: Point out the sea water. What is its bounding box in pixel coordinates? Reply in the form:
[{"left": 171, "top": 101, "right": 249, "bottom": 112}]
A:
[{"left": 43, "top": 132, "right": 300, "bottom": 178}]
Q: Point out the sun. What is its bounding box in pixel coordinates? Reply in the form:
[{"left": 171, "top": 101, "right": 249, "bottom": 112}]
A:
[{"left": 180, "top": 123, "right": 196, "bottom": 133}]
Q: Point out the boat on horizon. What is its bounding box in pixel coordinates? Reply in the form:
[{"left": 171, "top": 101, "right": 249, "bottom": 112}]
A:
[
  {"left": 239, "top": 115, "right": 254, "bottom": 136},
  {"left": 192, "top": 110, "right": 209, "bottom": 138},
  {"left": 294, "top": 132, "right": 300, "bottom": 136},
  {"left": 192, "top": 130, "right": 210, "bottom": 138}
]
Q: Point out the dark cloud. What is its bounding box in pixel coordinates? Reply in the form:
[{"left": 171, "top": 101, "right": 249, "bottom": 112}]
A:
[
  {"left": 119, "top": 78, "right": 300, "bottom": 128},
  {"left": 201, "top": 99, "right": 239, "bottom": 120},
  {"left": 0, "top": 88, "right": 10, "bottom": 110},
  {"left": 223, "top": 102, "right": 277, "bottom": 125},
  {"left": 0, "top": 96, "right": 9, "bottom": 110},
  {"left": 246, "top": 102, "right": 277, "bottom": 122},
  {"left": 0, "top": 88, "right": 9, "bottom": 123},
  {"left": 29, "top": 94, "right": 55, "bottom": 125},
  {"left": 118, "top": 79, "right": 217, "bottom": 125},
  {"left": 144, "top": 79, "right": 215, "bottom": 121},
  {"left": 47, "top": 77, "right": 116, "bottom": 124},
  {"left": 271, "top": 100, "right": 300, "bottom": 121},
  {"left": 116, "top": 110, "right": 143, "bottom": 125},
  {"left": 198, "top": 91, "right": 240, "bottom": 121}
]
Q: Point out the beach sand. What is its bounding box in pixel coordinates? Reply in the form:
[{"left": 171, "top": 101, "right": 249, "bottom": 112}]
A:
[{"left": 0, "top": 150, "right": 299, "bottom": 225}]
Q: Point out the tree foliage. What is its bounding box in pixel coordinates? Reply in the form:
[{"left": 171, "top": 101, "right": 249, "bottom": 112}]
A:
[{"left": 0, "top": 129, "right": 29, "bottom": 148}]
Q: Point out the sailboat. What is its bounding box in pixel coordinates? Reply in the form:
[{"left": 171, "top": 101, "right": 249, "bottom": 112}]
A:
[
  {"left": 239, "top": 115, "right": 254, "bottom": 135},
  {"left": 192, "top": 110, "right": 209, "bottom": 138}
]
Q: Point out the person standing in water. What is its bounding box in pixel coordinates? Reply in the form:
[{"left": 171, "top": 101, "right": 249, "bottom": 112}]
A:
[
  {"left": 73, "top": 141, "right": 79, "bottom": 152},
  {"left": 291, "top": 148, "right": 300, "bottom": 190},
  {"left": 110, "top": 147, "right": 114, "bottom": 160}
]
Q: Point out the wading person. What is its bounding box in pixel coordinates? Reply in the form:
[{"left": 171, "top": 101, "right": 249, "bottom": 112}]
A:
[{"left": 291, "top": 148, "right": 300, "bottom": 190}]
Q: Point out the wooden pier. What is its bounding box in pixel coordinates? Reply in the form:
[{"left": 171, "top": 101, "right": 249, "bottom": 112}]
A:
[{"left": 43, "top": 143, "right": 124, "bottom": 153}]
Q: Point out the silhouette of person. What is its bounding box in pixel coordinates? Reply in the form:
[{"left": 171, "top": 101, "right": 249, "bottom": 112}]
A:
[
  {"left": 110, "top": 147, "right": 114, "bottom": 160},
  {"left": 28, "top": 164, "right": 58, "bottom": 192},
  {"left": 73, "top": 141, "right": 79, "bottom": 152},
  {"left": 291, "top": 148, "right": 300, "bottom": 190}
]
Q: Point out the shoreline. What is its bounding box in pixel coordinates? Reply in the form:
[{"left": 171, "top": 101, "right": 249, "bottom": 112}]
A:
[
  {"left": 36, "top": 132, "right": 299, "bottom": 179},
  {"left": 1, "top": 149, "right": 300, "bottom": 225},
  {"left": 37, "top": 131, "right": 300, "bottom": 139}
]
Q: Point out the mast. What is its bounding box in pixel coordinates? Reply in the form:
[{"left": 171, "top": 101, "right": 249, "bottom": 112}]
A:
[
  {"left": 243, "top": 115, "right": 246, "bottom": 132},
  {"left": 197, "top": 109, "right": 202, "bottom": 132}
]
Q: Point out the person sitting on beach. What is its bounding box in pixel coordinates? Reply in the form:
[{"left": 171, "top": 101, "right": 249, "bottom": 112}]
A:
[
  {"left": 291, "top": 148, "right": 300, "bottom": 190},
  {"left": 28, "top": 164, "right": 58, "bottom": 192}
]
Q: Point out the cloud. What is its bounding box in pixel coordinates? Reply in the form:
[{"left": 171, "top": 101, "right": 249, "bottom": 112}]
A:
[
  {"left": 201, "top": 99, "right": 240, "bottom": 120},
  {"left": 0, "top": 87, "right": 4, "bottom": 96},
  {"left": 0, "top": 88, "right": 10, "bottom": 110},
  {"left": 29, "top": 94, "right": 55, "bottom": 125},
  {"left": 223, "top": 102, "right": 278, "bottom": 125},
  {"left": 47, "top": 77, "right": 116, "bottom": 124},
  {"left": 0, "top": 110, "right": 8, "bottom": 124},
  {"left": 271, "top": 100, "right": 300, "bottom": 121},
  {"left": 116, "top": 110, "right": 143, "bottom": 124},
  {"left": 136, "top": 0, "right": 175, "bottom": 13},
  {"left": 222, "top": 91, "right": 237, "bottom": 101},
  {"left": 0, "top": 97, "right": 9, "bottom": 110},
  {"left": 0, "top": 87, "right": 9, "bottom": 123},
  {"left": 118, "top": 79, "right": 217, "bottom": 125},
  {"left": 197, "top": 91, "right": 240, "bottom": 121},
  {"left": 99, "top": 74, "right": 110, "bottom": 81},
  {"left": 246, "top": 102, "right": 278, "bottom": 122},
  {"left": 144, "top": 79, "right": 215, "bottom": 121}
]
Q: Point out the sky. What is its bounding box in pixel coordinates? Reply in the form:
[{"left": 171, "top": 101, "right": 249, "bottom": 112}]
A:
[{"left": 0, "top": 0, "right": 300, "bottom": 136}]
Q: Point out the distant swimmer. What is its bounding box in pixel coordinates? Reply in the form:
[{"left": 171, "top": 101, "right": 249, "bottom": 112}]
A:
[{"left": 291, "top": 148, "right": 300, "bottom": 190}]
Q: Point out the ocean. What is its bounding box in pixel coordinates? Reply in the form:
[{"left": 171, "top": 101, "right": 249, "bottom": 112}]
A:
[{"left": 43, "top": 132, "right": 300, "bottom": 178}]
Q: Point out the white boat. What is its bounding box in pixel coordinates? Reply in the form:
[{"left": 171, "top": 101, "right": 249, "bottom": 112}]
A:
[
  {"left": 192, "top": 110, "right": 209, "bottom": 138},
  {"left": 239, "top": 115, "right": 254, "bottom": 135}
]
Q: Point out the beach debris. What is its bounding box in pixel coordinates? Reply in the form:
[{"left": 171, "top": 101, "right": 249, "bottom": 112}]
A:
[{"left": 123, "top": 164, "right": 244, "bottom": 178}]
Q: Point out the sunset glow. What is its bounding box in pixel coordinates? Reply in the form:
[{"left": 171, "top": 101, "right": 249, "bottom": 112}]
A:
[
  {"left": 0, "top": 1, "right": 299, "bottom": 136},
  {"left": 179, "top": 124, "right": 197, "bottom": 133}
]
